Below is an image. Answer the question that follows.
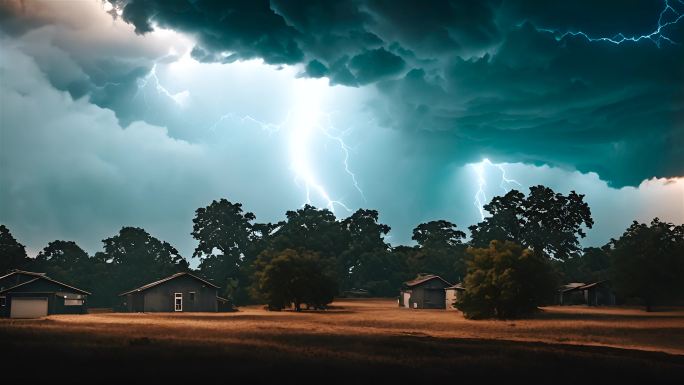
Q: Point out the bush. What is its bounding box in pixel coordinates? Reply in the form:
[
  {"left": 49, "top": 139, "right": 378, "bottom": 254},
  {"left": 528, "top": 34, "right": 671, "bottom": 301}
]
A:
[{"left": 456, "top": 241, "right": 556, "bottom": 319}]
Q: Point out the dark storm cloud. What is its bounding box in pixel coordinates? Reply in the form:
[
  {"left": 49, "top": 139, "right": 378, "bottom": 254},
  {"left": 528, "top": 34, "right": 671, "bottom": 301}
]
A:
[
  {"left": 4, "top": 0, "right": 681, "bottom": 186},
  {"left": 102, "top": 0, "right": 684, "bottom": 186}
]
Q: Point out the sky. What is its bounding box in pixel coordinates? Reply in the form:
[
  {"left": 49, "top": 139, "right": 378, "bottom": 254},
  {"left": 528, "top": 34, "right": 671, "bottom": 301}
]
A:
[{"left": 0, "top": 0, "right": 682, "bottom": 262}]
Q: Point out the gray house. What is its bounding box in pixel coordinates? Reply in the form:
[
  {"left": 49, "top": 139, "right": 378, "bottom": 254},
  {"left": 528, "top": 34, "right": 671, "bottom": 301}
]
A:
[
  {"left": 119, "top": 272, "right": 229, "bottom": 312},
  {"left": 399, "top": 275, "right": 452, "bottom": 309},
  {"left": 0, "top": 270, "right": 90, "bottom": 318}
]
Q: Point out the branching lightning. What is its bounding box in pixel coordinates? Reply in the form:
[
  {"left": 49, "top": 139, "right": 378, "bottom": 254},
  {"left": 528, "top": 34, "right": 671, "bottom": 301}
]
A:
[
  {"left": 472, "top": 158, "right": 522, "bottom": 220},
  {"left": 134, "top": 62, "right": 189, "bottom": 107},
  {"left": 532, "top": 0, "right": 684, "bottom": 47},
  {"left": 208, "top": 80, "right": 364, "bottom": 213}
]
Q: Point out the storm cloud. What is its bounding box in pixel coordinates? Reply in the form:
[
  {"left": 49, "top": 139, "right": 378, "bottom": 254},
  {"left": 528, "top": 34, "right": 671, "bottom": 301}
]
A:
[
  {"left": 1, "top": 0, "right": 683, "bottom": 258},
  {"left": 89, "top": 0, "right": 684, "bottom": 186}
]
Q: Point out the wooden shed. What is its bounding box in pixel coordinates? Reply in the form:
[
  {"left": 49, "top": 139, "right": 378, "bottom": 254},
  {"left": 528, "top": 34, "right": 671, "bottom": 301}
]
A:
[
  {"left": 119, "top": 272, "right": 224, "bottom": 312},
  {"left": 0, "top": 270, "right": 90, "bottom": 318},
  {"left": 557, "top": 280, "right": 615, "bottom": 306},
  {"left": 399, "top": 275, "right": 452, "bottom": 309},
  {"left": 444, "top": 283, "right": 465, "bottom": 310}
]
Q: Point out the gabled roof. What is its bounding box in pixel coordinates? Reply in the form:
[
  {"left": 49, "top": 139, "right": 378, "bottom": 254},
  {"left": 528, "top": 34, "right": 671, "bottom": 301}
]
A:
[
  {"left": 0, "top": 270, "right": 46, "bottom": 281},
  {"left": 403, "top": 274, "right": 452, "bottom": 288},
  {"left": 446, "top": 283, "right": 465, "bottom": 290},
  {"left": 119, "top": 272, "right": 219, "bottom": 296},
  {"left": 0, "top": 275, "right": 91, "bottom": 295},
  {"left": 559, "top": 280, "right": 610, "bottom": 293}
]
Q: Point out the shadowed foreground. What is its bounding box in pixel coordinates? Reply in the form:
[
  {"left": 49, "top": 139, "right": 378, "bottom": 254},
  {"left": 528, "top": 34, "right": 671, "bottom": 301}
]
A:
[{"left": 1, "top": 300, "right": 683, "bottom": 383}]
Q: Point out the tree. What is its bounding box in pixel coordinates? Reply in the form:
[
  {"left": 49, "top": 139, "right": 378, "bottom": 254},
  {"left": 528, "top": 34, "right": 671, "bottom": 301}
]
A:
[
  {"left": 103, "top": 227, "right": 189, "bottom": 292},
  {"left": 0, "top": 224, "right": 28, "bottom": 273},
  {"left": 191, "top": 199, "right": 257, "bottom": 303},
  {"left": 469, "top": 186, "right": 593, "bottom": 260},
  {"left": 34, "top": 240, "right": 90, "bottom": 284},
  {"left": 254, "top": 248, "right": 337, "bottom": 311},
  {"left": 556, "top": 246, "right": 611, "bottom": 283},
  {"left": 409, "top": 220, "right": 468, "bottom": 283},
  {"left": 610, "top": 218, "right": 684, "bottom": 311},
  {"left": 270, "top": 204, "right": 347, "bottom": 258},
  {"left": 340, "top": 209, "right": 391, "bottom": 289},
  {"left": 456, "top": 241, "right": 556, "bottom": 319}
]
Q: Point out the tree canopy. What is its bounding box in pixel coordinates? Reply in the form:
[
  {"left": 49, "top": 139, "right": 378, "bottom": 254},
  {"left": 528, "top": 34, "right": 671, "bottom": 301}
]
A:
[
  {"left": 0, "top": 224, "right": 28, "bottom": 273},
  {"left": 469, "top": 186, "right": 593, "bottom": 260},
  {"left": 456, "top": 241, "right": 557, "bottom": 319},
  {"left": 609, "top": 218, "right": 684, "bottom": 311},
  {"left": 253, "top": 248, "right": 337, "bottom": 311}
]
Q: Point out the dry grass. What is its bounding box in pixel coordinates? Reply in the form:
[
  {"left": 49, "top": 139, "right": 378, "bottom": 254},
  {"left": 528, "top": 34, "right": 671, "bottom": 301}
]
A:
[{"left": 1, "top": 299, "right": 683, "bottom": 383}]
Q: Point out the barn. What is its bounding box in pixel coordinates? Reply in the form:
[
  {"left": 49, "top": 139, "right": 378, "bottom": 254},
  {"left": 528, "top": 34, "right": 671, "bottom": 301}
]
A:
[
  {"left": 399, "top": 275, "right": 452, "bottom": 309},
  {"left": 119, "top": 272, "right": 225, "bottom": 312},
  {"left": 0, "top": 270, "right": 90, "bottom": 318}
]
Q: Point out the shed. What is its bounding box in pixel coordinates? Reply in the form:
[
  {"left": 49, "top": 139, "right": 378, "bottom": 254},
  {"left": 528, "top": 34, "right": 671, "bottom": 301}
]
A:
[
  {"left": 119, "top": 272, "right": 224, "bottom": 312},
  {"left": 557, "top": 280, "right": 615, "bottom": 306},
  {"left": 444, "top": 283, "right": 465, "bottom": 310},
  {"left": 0, "top": 270, "right": 90, "bottom": 318},
  {"left": 399, "top": 275, "right": 452, "bottom": 309}
]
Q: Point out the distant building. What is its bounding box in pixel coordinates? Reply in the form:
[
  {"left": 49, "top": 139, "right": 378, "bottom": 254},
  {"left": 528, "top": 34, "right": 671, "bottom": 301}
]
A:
[
  {"left": 444, "top": 283, "right": 465, "bottom": 310},
  {"left": 119, "top": 272, "right": 227, "bottom": 312},
  {"left": 399, "top": 275, "right": 452, "bottom": 309},
  {"left": 557, "top": 280, "right": 615, "bottom": 306},
  {"left": 0, "top": 270, "right": 90, "bottom": 318}
]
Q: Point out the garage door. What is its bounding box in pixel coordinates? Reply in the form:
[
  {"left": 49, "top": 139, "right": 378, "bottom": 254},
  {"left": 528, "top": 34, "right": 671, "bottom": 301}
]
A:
[{"left": 10, "top": 297, "right": 48, "bottom": 318}]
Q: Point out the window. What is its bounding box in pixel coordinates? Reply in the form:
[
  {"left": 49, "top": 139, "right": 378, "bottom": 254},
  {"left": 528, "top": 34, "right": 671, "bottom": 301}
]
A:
[
  {"left": 64, "top": 299, "right": 84, "bottom": 306},
  {"left": 174, "top": 293, "right": 183, "bottom": 312},
  {"left": 189, "top": 292, "right": 196, "bottom": 302},
  {"left": 0, "top": 296, "right": 5, "bottom": 307}
]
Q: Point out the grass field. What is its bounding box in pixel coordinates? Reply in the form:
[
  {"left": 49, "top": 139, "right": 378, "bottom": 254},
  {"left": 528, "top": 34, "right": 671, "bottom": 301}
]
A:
[{"left": 2, "top": 299, "right": 683, "bottom": 383}]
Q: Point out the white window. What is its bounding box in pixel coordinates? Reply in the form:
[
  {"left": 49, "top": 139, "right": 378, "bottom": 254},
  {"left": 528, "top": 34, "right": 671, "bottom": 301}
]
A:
[
  {"left": 64, "top": 299, "right": 83, "bottom": 306},
  {"left": 174, "top": 293, "right": 183, "bottom": 312}
]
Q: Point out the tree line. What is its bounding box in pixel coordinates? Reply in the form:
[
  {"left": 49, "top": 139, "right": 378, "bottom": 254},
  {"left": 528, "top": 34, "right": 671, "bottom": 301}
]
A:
[{"left": 1, "top": 185, "right": 682, "bottom": 316}]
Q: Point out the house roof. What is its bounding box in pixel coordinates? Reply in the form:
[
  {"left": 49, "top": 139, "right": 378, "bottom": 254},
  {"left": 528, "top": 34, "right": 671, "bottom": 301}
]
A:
[
  {"left": 119, "top": 272, "right": 219, "bottom": 296},
  {"left": 0, "top": 270, "right": 46, "bottom": 281},
  {"left": 0, "top": 275, "right": 91, "bottom": 295},
  {"left": 446, "top": 283, "right": 465, "bottom": 290},
  {"left": 403, "top": 274, "right": 452, "bottom": 288},
  {"left": 576, "top": 280, "right": 610, "bottom": 290},
  {"left": 559, "top": 280, "right": 610, "bottom": 293}
]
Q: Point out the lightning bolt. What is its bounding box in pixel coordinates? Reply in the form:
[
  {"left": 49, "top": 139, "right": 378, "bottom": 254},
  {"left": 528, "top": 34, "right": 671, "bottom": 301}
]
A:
[
  {"left": 471, "top": 158, "right": 522, "bottom": 220},
  {"left": 530, "top": 0, "right": 684, "bottom": 47},
  {"left": 208, "top": 80, "right": 364, "bottom": 213},
  {"left": 134, "top": 62, "right": 189, "bottom": 107}
]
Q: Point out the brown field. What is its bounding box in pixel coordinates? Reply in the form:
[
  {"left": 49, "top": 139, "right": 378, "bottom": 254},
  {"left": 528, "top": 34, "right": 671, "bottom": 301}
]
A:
[{"left": 2, "top": 299, "right": 683, "bottom": 383}]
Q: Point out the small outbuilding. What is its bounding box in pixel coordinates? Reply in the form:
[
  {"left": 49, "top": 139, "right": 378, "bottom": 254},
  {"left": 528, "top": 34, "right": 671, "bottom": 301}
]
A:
[
  {"left": 445, "top": 283, "right": 466, "bottom": 310},
  {"left": 557, "top": 280, "right": 615, "bottom": 306},
  {"left": 119, "top": 272, "right": 225, "bottom": 313},
  {"left": 399, "top": 274, "right": 452, "bottom": 309},
  {"left": 0, "top": 270, "right": 90, "bottom": 318}
]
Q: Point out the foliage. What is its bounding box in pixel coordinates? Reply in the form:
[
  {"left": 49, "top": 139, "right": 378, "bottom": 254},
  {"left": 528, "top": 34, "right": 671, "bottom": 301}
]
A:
[
  {"left": 469, "top": 186, "right": 593, "bottom": 260},
  {"left": 609, "top": 218, "right": 684, "bottom": 311},
  {"left": 103, "top": 226, "right": 189, "bottom": 294},
  {"left": 409, "top": 220, "right": 467, "bottom": 283},
  {"left": 0, "top": 224, "right": 28, "bottom": 273},
  {"left": 191, "top": 198, "right": 272, "bottom": 304},
  {"left": 456, "top": 240, "right": 557, "bottom": 319},
  {"left": 555, "top": 246, "right": 611, "bottom": 283},
  {"left": 253, "top": 248, "right": 337, "bottom": 311}
]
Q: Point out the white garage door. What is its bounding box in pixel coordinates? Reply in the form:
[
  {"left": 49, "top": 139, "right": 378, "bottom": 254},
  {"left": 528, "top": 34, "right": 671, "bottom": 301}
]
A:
[{"left": 11, "top": 297, "right": 48, "bottom": 318}]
